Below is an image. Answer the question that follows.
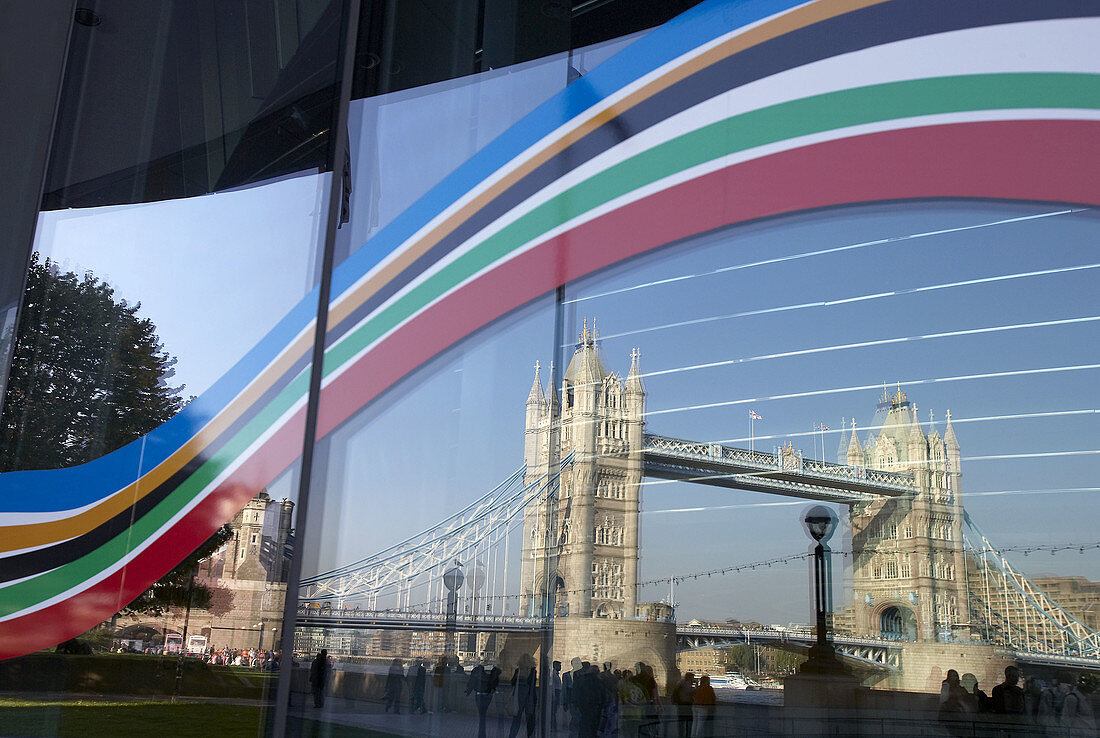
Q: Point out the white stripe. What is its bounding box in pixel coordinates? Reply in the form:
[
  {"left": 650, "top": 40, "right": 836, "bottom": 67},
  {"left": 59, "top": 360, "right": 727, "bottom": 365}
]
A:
[
  {"left": 404, "top": 16, "right": 1100, "bottom": 297},
  {"left": 321, "top": 20, "right": 1100, "bottom": 377},
  {"left": 0, "top": 354, "right": 315, "bottom": 528},
  {"left": 329, "top": 16, "right": 1098, "bottom": 319},
  {"left": 321, "top": 105, "right": 1098, "bottom": 391},
  {"left": 327, "top": 2, "right": 821, "bottom": 309},
  {"left": 0, "top": 391, "right": 310, "bottom": 621}
]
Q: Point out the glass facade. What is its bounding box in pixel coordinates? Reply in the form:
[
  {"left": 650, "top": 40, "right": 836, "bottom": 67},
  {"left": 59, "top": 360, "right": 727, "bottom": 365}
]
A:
[{"left": 2, "top": 1, "right": 1098, "bottom": 737}]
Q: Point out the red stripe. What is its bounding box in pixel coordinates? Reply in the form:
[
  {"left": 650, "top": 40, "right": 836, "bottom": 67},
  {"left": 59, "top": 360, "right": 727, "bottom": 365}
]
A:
[
  {"left": 3, "top": 118, "right": 1097, "bottom": 658},
  {"left": 0, "top": 412, "right": 309, "bottom": 659},
  {"left": 316, "top": 119, "right": 1100, "bottom": 435}
]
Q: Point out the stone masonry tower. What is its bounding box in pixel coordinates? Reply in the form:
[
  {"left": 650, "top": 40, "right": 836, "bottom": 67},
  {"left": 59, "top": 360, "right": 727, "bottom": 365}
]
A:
[
  {"left": 840, "top": 385, "right": 967, "bottom": 643},
  {"left": 520, "top": 321, "right": 645, "bottom": 619}
]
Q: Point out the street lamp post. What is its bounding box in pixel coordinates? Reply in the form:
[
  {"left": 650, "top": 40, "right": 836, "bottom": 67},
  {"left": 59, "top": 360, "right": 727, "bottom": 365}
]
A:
[
  {"left": 784, "top": 505, "right": 861, "bottom": 714},
  {"left": 443, "top": 563, "right": 464, "bottom": 656},
  {"left": 799, "top": 506, "right": 846, "bottom": 675}
]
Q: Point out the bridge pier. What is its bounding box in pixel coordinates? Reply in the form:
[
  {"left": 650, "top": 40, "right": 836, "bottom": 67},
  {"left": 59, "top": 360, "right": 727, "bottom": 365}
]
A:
[
  {"left": 872, "top": 641, "right": 1015, "bottom": 694},
  {"left": 550, "top": 617, "right": 678, "bottom": 687}
]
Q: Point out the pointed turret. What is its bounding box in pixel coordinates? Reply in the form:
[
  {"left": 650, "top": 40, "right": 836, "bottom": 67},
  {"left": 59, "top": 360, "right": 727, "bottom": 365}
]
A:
[
  {"left": 944, "top": 410, "right": 958, "bottom": 449},
  {"left": 625, "top": 348, "right": 644, "bottom": 394},
  {"left": 907, "top": 404, "right": 927, "bottom": 470},
  {"left": 528, "top": 361, "right": 546, "bottom": 403},
  {"left": 846, "top": 420, "right": 864, "bottom": 466},
  {"left": 526, "top": 361, "right": 546, "bottom": 431},
  {"left": 546, "top": 361, "right": 559, "bottom": 414},
  {"left": 563, "top": 320, "right": 607, "bottom": 415},
  {"left": 624, "top": 348, "right": 645, "bottom": 421},
  {"left": 836, "top": 417, "right": 850, "bottom": 464},
  {"left": 944, "top": 409, "right": 961, "bottom": 473}
]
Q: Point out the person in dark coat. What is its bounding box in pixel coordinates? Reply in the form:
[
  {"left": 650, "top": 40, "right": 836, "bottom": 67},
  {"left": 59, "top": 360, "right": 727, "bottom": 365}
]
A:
[
  {"left": 384, "top": 658, "right": 405, "bottom": 713},
  {"left": 466, "top": 660, "right": 502, "bottom": 738},
  {"left": 408, "top": 658, "right": 428, "bottom": 713},
  {"left": 509, "top": 654, "right": 539, "bottom": 738},
  {"left": 575, "top": 662, "right": 606, "bottom": 738},
  {"left": 692, "top": 675, "right": 716, "bottom": 738},
  {"left": 672, "top": 672, "right": 696, "bottom": 738},
  {"left": 552, "top": 660, "right": 563, "bottom": 731},
  {"left": 991, "top": 666, "right": 1026, "bottom": 715},
  {"left": 309, "top": 649, "right": 330, "bottom": 708}
]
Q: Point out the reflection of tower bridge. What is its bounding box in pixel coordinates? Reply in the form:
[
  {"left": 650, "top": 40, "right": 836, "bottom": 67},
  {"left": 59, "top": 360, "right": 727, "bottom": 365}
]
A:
[{"left": 299, "top": 325, "right": 1100, "bottom": 689}]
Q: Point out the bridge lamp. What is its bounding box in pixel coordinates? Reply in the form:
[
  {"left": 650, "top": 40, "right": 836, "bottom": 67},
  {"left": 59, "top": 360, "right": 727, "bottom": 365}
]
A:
[
  {"left": 799, "top": 505, "right": 846, "bottom": 675},
  {"left": 802, "top": 506, "right": 837, "bottom": 543},
  {"left": 443, "top": 564, "right": 464, "bottom": 655},
  {"left": 443, "top": 565, "right": 465, "bottom": 592}
]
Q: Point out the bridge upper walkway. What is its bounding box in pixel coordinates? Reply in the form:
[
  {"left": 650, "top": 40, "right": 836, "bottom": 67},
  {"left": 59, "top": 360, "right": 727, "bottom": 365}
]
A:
[{"left": 641, "top": 434, "right": 916, "bottom": 502}]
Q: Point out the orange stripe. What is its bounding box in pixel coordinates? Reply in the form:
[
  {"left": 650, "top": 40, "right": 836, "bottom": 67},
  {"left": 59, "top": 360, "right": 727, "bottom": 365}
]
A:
[
  {"left": 326, "top": 0, "right": 886, "bottom": 329},
  {"left": 0, "top": 326, "right": 316, "bottom": 552},
  {"left": 0, "top": 0, "right": 888, "bottom": 553}
]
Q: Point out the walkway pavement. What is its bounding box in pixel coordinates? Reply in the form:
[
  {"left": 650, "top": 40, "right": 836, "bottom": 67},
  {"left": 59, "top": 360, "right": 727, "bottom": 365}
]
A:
[{"left": 292, "top": 696, "right": 541, "bottom": 738}]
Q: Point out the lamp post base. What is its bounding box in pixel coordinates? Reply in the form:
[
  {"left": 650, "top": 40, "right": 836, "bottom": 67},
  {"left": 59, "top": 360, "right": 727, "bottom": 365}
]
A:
[{"left": 784, "top": 644, "right": 863, "bottom": 709}]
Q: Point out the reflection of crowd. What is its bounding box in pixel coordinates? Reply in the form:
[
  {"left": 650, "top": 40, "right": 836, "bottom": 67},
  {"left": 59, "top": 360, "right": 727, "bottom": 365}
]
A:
[
  {"left": 205, "top": 647, "right": 280, "bottom": 670},
  {"left": 107, "top": 642, "right": 280, "bottom": 670},
  {"left": 940, "top": 665, "right": 1097, "bottom": 737},
  {"left": 317, "top": 652, "right": 723, "bottom": 738}
]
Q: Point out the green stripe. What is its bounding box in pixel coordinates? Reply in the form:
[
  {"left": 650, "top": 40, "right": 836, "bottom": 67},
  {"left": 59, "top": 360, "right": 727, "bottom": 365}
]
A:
[
  {"left": 324, "top": 72, "right": 1100, "bottom": 372},
  {"left": 6, "top": 71, "right": 1099, "bottom": 618},
  {"left": 0, "top": 368, "right": 312, "bottom": 617}
]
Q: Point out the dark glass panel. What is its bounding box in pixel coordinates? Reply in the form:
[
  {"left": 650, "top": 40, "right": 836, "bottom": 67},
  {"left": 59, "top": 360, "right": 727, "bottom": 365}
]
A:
[
  {"left": 0, "top": 2, "right": 75, "bottom": 417},
  {"left": 42, "top": 0, "right": 341, "bottom": 209}
]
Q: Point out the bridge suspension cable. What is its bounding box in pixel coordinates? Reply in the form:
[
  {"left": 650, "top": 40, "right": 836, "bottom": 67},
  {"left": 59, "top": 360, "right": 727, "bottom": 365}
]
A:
[
  {"left": 299, "top": 453, "right": 574, "bottom": 608},
  {"left": 963, "top": 512, "right": 1100, "bottom": 658}
]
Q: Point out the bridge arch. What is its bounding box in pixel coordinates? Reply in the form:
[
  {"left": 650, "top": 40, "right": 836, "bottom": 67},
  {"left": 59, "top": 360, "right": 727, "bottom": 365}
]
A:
[
  {"left": 877, "top": 602, "right": 918, "bottom": 641},
  {"left": 527, "top": 572, "right": 569, "bottom": 617}
]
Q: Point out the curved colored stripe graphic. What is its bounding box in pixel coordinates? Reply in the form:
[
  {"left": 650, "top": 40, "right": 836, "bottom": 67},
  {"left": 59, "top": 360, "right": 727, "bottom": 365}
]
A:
[{"left": 1, "top": 0, "right": 1098, "bottom": 657}]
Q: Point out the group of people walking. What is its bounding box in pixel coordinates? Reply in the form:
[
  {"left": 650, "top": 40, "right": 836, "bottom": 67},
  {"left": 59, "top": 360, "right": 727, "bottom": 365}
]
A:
[
  {"left": 311, "top": 650, "right": 724, "bottom": 738},
  {"left": 462, "top": 655, "right": 718, "bottom": 738},
  {"left": 940, "top": 665, "right": 1097, "bottom": 737}
]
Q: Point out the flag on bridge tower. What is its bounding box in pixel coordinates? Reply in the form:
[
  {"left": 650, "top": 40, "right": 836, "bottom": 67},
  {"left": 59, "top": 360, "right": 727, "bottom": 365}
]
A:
[{"left": 749, "top": 410, "right": 762, "bottom": 452}]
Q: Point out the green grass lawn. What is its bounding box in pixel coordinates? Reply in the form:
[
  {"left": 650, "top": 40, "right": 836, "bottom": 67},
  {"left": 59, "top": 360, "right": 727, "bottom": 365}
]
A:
[
  {"left": 0, "top": 653, "right": 273, "bottom": 700},
  {"left": 0, "top": 698, "right": 395, "bottom": 738}
]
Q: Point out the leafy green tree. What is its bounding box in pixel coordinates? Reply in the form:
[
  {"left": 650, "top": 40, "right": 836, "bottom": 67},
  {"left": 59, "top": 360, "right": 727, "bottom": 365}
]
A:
[
  {"left": 1, "top": 254, "right": 229, "bottom": 616},
  {"left": 0, "top": 253, "right": 186, "bottom": 471}
]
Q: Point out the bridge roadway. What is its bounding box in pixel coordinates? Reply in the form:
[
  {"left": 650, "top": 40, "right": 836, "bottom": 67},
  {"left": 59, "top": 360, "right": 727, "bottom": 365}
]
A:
[
  {"left": 296, "top": 607, "right": 1100, "bottom": 672},
  {"left": 641, "top": 434, "right": 916, "bottom": 503},
  {"left": 295, "top": 607, "right": 901, "bottom": 669}
]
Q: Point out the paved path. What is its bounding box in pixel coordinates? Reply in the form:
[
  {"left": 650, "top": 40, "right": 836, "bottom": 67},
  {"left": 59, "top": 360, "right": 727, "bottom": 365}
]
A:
[{"left": 292, "top": 697, "right": 538, "bottom": 738}]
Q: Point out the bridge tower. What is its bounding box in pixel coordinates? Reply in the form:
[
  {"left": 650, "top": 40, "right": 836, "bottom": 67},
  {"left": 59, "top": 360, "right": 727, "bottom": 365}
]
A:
[
  {"left": 839, "top": 385, "right": 967, "bottom": 644},
  {"left": 520, "top": 321, "right": 646, "bottom": 619}
]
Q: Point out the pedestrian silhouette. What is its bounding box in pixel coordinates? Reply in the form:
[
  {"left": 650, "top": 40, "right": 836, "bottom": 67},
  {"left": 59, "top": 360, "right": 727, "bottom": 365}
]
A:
[
  {"left": 408, "top": 658, "right": 428, "bottom": 713},
  {"left": 672, "top": 672, "right": 696, "bottom": 738},
  {"left": 309, "top": 649, "right": 330, "bottom": 708},
  {"left": 466, "top": 659, "right": 501, "bottom": 738},
  {"left": 574, "top": 662, "right": 605, "bottom": 738},
  {"left": 508, "top": 653, "right": 539, "bottom": 738},
  {"left": 384, "top": 658, "right": 405, "bottom": 713},
  {"left": 991, "top": 666, "right": 1026, "bottom": 714},
  {"left": 692, "top": 675, "right": 716, "bottom": 738}
]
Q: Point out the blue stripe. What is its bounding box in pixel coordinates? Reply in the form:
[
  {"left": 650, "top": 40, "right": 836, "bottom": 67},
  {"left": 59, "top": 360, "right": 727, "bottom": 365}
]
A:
[
  {"left": 0, "top": 0, "right": 791, "bottom": 514},
  {"left": 328, "top": 0, "right": 805, "bottom": 299},
  {"left": 0, "top": 281, "right": 321, "bottom": 513}
]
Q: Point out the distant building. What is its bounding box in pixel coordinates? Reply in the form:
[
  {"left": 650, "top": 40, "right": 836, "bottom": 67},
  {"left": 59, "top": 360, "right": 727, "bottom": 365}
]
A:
[
  {"left": 117, "top": 490, "right": 294, "bottom": 651},
  {"left": 678, "top": 647, "right": 726, "bottom": 676},
  {"left": 1014, "top": 576, "right": 1100, "bottom": 631}
]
